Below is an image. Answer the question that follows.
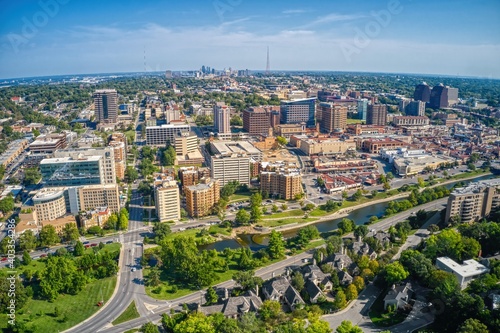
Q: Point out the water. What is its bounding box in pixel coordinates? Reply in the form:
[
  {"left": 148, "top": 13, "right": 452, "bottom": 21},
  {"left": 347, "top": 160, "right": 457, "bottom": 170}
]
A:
[{"left": 199, "top": 174, "right": 497, "bottom": 250}]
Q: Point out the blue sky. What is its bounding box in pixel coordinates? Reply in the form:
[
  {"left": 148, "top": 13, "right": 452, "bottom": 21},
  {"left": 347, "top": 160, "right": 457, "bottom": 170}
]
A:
[{"left": 0, "top": 0, "right": 499, "bottom": 79}]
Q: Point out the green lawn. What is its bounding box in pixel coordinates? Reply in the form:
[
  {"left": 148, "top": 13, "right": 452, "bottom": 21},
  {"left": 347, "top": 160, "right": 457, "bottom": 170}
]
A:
[
  {"left": 347, "top": 118, "right": 363, "bottom": 124},
  {"left": 0, "top": 276, "right": 117, "bottom": 333},
  {"left": 112, "top": 301, "right": 140, "bottom": 325},
  {"left": 208, "top": 225, "right": 232, "bottom": 236},
  {"left": 229, "top": 193, "right": 252, "bottom": 203},
  {"left": 163, "top": 228, "right": 216, "bottom": 245},
  {"left": 262, "top": 209, "right": 304, "bottom": 219},
  {"left": 260, "top": 217, "right": 318, "bottom": 228},
  {"left": 369, "top": 288, "right": 409, "bottom": 327}
]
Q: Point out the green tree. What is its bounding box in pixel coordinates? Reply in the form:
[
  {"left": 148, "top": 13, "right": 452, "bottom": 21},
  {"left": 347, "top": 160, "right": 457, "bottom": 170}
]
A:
[
  {"left": 276, "top": 136, "right": 287, "bottom": 146},
  {"left": 341, "top": 191, "right": 348, "bottom": 201},
  {"left": 291, "top": 271, "right": 305, "bottom": 292},
  {"left": 333, "top": 290, "right": 347, "bottom": 310},
  {"left": 125, "top": 166, "right": 139, "bottom": 183},
  {"left": 235, "top": 209, "right": 250, "bottom": 225},
  {"left": 0, "top": 196, "right": 15, "bottom": 213},
  {"left": 352, "top": 189, "right": 363, "bottom": 201},
  {"left": 22, "top": 250, "right": 31, "bottom": 265},
  {"left": 18, "top": 230, "right": 37, "bottom": 251},
  {"left": 272, "top": 204, "right": 279, "bottom": 213},
  {"left": 383, "top": 181, "right": 391, "bottom": 191},
  {"left": 148, "top": 267, "right": 161, "bottom": 287},
  {"left": 345, "top": 284, "right": 358, "bottom": 301},
  {"left": 354, "top": 225, "right": 368, "bottom": 240},
  {"left": 352, "top": 276, "right": 365, "bottom": 292},
  {"left": 335, "top": 320, "right": 363, "bottom": 333},
  {"left": 467, "top": 162, "right": 476, "bottom": 171},
  {"left": 259, "top": 300, "right": 283, "bottom": 324},
  {"left": 173, "top": 312, "right": 215, "bottom": 333},
  {"left": 417, "top": 177, "right": 425, "bottom": 188},
  {"left": 74, "top": 241, "right": 84, "bottom": 256},
  {"left": 39, "top": 225, "right": 61, "bottom": 247},
  {"left": 153, "top": 223, "right": 172, "bottom": 242},
  {"left": 268, "top": 230, "right": 285, "bottom": 259},
  {"left": 338, "top": 218, "right": 355, "bottom": 235},
  {"left": 457, "top": 318, "right": 489, "bottom": 333},
  {"left": 62, "top": 223, "right": 80, "bottom": 243},
  {"left": 118, "top": 208, "right": 129, "bottom": 230},
  {"left": 23, "top": 167, "right": 42, "bottom": 185},
  {"left": 0, "top": 277, "right": 29, "bottom": 311},
  {"left": 141, "top": 322, "right": 160, "bottom": 333},
  {"left": 232, "top": 270, "right": 263, "bottom": 291},
  {"left": 230, "top": 115, "right": 243, "bottom": 126},
  {"left": 281, "top": 203, "right": 288, "bottom": 210},
  {"left": 205, "top": 286, "right": 219, "bottom": 305},
  {"left": 384, "top": 262, "right": 409, "bottom": 285}
]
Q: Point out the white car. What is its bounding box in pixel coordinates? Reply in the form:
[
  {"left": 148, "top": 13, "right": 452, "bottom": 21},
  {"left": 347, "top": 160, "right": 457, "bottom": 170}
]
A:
[{"left": 131, "top": 267, "right": 136, "bottom": 272}]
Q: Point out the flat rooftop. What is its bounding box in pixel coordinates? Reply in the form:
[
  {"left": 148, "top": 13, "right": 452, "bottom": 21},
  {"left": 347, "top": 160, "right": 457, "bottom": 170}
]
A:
[
  {"left": 437, "top": 257, "right": 489, "bottom": 277},
  {"left": 452, "top": 178, "right": 500, "bottom": 195},
  {"left": 211, "top": 141, "right": 261, "bottom": 155},
  {"left": 40, "top": 156, "right": 102, "bottom": 164}
]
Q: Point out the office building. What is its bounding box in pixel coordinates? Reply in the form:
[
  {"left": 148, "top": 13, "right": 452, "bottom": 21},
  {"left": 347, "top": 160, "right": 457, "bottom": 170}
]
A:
[
  {"left": 210, "top": 154, "right": 250, "bottom": 185},
  {"left": 367, "top": 104, "right": 387, "bottom": 126},
  {"left": 210, "top": 141, "right": 262, "bottom": 161},
  {"left": 319, "top": 103, "right": 347, "bottom": 133},
  {"left": 260, "top": 170, "right": 302, "bottom": 200},
  {"left": 214, "top": 102, "right": 231, "bottom": 134},
  {"left": 146, "top": 123, "right": 191, "bottom": 146},
  {"left": 40, "top": 156, "right": 104, "bottom": 186},
  {"left": 174, "top": 132, "right": 198, "bottom": 156},
  {"left": 155, "top": 180, "right": 181, "bottom": 222},
  {"left": 399, "top": 99, "right": 411, "bottom": 113},
  {"left": 75, "top": 184, "right": 121, "bottom": 213},
  {"left": 357, "top": 99, "right": 368, "bottom": 121},
  {"left": 29, "top": 134, "right": 67, "bottom": 155},
  {"left": 276, "top": 124, "right": 307, "bottom": 139},
  {"left": 54, "top": 147, "right": 117, "bottom": 185},
  {"left": 94, "top": 89, "right": 118, "bottom": 123},
  {"left": 406, "top": 100, "right": 426, "bottom": 116},
  {"left": 242, "top": 107, "right": 273, "bottom": 136},
  {"left": 280, "top": 98, "right": 316, "bottom": 128},
  {"left": 298, "top": 138, "right": 357, "bottom": 156},
  {"left": 392, "top": 116, "right": 430, "bottom": 127},
  {"left": 414, "top": 82, "right": 431, "bottom": 103},
  {"left": 429, "top": 84, "right": 458, "bottom": 109},
  {"left": 445, "top": 179, "right": 500, "bottom": 223},
  {"left": 32, "top": 188, "right": 67, "bottom": 222},
  {"left": 185, "top": 178, "right": 220, "bottom": 217}
]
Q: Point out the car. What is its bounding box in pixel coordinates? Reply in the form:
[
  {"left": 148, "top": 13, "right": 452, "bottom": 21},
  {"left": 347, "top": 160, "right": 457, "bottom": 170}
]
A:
[
  {"left": 83, "top": 241, "right": 90, "bottom": 245},
  {"left": 179, "top": 227, "right": 186, "bottom": 231},
  {"left": 266, "top": 200, "right": 272, "bottom": 203},
  {"left": 40, "top": 254, "right": 47, "bottom": 258},
  {"left": 85, "top": 245, "right": 91, "bottom": 248},
  {"left": 131, "top": 267, "right": 136, "bottom": 272},
  {"left": 0, "top": 257, "right": 7, "bottom": 262},
  {"left": 106, "top": 240, "right": 113, "bottom": 244},
  {"left": 90, "top": 243, "right": 98, "bottom": 247},
  {"left": 319, "top": 197, "right": 324, "bottom": 200}
]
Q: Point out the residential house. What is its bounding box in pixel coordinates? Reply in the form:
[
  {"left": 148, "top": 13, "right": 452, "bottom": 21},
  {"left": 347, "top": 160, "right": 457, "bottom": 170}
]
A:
[
  {"left": 199, "top": 291, "right": 262, "bottom": 319},
  {"left": 383, "top": 283, "right": 412, "bottom": 310},
  {"left": 262, "top": 276, "right": 305, "bottom": 310}
]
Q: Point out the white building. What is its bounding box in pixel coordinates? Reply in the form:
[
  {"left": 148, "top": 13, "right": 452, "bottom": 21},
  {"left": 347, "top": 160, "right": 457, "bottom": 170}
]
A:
[
  {"left": 210, "top": 154, "right": 250, "bottom": 186},
  {"left": 155, "top": 180, "right": 181, "bottom": 222},
  {"left": 436, "top": 257, "right": 489, "bottom": 289},
  {"left": 146, "top": 123, "right": 191, "bottom": 146}
]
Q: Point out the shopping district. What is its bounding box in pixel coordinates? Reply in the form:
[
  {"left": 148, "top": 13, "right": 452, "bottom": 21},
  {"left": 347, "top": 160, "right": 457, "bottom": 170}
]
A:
[{"left": 1, "top": 73, "right": 500, "bottom": 333}]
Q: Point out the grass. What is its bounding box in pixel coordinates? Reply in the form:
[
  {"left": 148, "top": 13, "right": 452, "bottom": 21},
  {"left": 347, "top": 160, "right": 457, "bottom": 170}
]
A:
[
  {"left": 208, "top": 225, "right": 232, "bottom": 236},
  {"left": 369, "top": 287, "right": 409, "bottom": 327},
  {"left": 229, "top": 193, "right": 252, "bottom": 203},
  {"left": 124, "top": 330, "right": 139, "bottom": 333},
  {"left": 262, "top": 209, "right": 304, "bottom": 219},
  {"left": 261, "top": 217, "right": 318, "bottom": 227},
  {"left": 347, "top": 118, "right": 363, "bottom": 124},
  {"left": 112, "top": 301, "right": 140, "bottom": 325},
  {"left": 0, "top": 276, "right": 117, "bottom": 333}
]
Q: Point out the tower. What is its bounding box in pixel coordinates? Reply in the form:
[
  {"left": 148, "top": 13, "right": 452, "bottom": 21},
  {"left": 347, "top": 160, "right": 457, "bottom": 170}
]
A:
[
  {"left": 94, "top": 89, "right": 118, "bottom": 123},
  {"left": 266, "top": 46, "right": 270, "bottom": 75}
]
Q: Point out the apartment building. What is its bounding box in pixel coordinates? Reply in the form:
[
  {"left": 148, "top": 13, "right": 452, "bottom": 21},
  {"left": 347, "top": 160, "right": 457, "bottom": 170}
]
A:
[
  {"left": 393, "top": 116, "right": 430, "bottom": 127},
  {"left": 185, "top": 178, "right": 220, "bottom": 217},
  {"left": 318, "top": 103, "right": 348, "bottom": 133},
  {"left": 155, "top": 180, "right": 181, "bottom": 222},
  {"left": 367, "top": 104, "right": 387, "bottom": 126},
  {"left": 32, "top": 188, "right": 67, "bottom": 222},
  {"left": 94, "top": 89, "right": 118, "bottom": 123},
  {"left": 214, "top": 102, "right": 231, "bottom": 135},
  {"left": 75, "top": 184, "right": 121, "bottom": 213},
  {"left": 210, "top": 154, "right": 250, "bottom": 185},
  {"left": 445, "top": 179, "right": 500, "bottom": 223},
  {"left": 210, "top": 141, "right": 262, "bottom": 161},
  {"left": 146, "top": 123, "right": 191, "bottom": 146},
  {"left": 260, "top": 170, "right": 303, "bottom": 200},
  {"left": 178, "top": 166, "right": 200, "bottom": 188},
  {"left": 174, "top": 132, "right": 198, "bottom": 156}
]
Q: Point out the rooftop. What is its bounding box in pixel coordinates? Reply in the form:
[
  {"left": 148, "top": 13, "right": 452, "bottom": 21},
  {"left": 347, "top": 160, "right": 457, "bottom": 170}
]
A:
[{"left": 437, "top": 257, "right": 489, "bottom": 277}]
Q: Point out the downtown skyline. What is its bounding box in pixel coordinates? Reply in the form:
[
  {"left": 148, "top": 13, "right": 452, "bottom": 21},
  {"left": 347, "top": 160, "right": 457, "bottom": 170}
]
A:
[{"left": 0, "top": 0, "right": 499, "bottom": 79}]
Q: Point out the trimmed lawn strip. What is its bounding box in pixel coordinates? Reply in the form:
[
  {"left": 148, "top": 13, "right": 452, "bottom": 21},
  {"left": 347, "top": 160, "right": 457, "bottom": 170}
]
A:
[{"left": 112, "top": 301, "right": 140, "bottom": 325}]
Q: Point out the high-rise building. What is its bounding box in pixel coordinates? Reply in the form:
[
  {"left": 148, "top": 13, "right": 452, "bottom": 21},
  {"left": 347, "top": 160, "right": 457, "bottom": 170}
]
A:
[
  {"left": 280, "top": 98, "right": 316, "bottom": 128},
  {"left": 94, "top": 89, "right": 118, "bottom": 123},
  {"left": 178, "top": 166, "right": 200, "bottom": 188},
  {"left": 185, "top": 178, "right": 220, "bottom": 217},
  {"left": 319, "top": 103, "right": 347, "bottom": 133},
  {"left": 174, "top": 132, "right": 198, "bottom": 156},
  {"left": 146, "top": 123, "right": 191, "bottom": 146},
  {"left": 357, "top": 99, "right": 368, "bottom": 121},
  {"left": 445, "top": 179, "right": 500, "bottom": 223},
  {"left": 414, "top": 82, "right": 431, "bottom": 103},
  {"left": 40, "top": 156, "right": 105, "bottom": 187},
  {"left": 32, "top": 188, "right": 67, "bottom": 222},
  {"left": 405, "top": 100, "right": 425, "bottom": 116},
  {"left": 210, "top": 154, "right": 250, "bottom": 185},
  {"left": 75, "top": 184, "right": 121, "bottom": 213},
  {"left": 399, "top": 98, "right": 411, "bottom": 113},
  {"left": 429, "top": 84, "right": 458, "bottom": 109},
  {"left": 260, "top": 169, "right": 303, "bottom": 200},
  {"left": 213, "top": 102, "right": 230, "bottom": 134},
  {"left": 242, "top": 107, "right": 272, "bottom": 136},
  {"left": 155, "top": 180, "right": 180, "bottom": 222},
  {"left": 367, "top": 104, "right": 387, "bottom": 126}
]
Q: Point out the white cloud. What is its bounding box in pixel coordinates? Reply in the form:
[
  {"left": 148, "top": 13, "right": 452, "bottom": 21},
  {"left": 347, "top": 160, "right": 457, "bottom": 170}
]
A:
[
  {"left": 282, "top": 9, "right": 310, "bottom": 14},
  {"left": 300, "top": 13, "right": 367, "bottom": 28}
]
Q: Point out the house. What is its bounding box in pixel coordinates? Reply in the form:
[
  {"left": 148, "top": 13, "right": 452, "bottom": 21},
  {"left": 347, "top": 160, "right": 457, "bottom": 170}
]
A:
[
  {"left": 338, "top": 271, "right": 353, "bottom": 286},
  {"left": 373, "top": 231, "right": 391, "bottom": 248},
  {"left": 262, "top": 276, "right": 305, "bottom": 309},
  {"left": 199, "top": 291, "right": 262, "bottom": 319},
  {"left": 435, "top": 257, "right": 489, "bottom": 289},
  {"left": 348, "top": 241, "right": 378, "bottom": 260},
  {"left": 325, "top": 253, "right": 359, "bottom": 276},
  {"left": 302, "top": 265, "right": 334, "bottom": 291},
  {"left": 383, "top": 283, "right": 412, "bottom": 310},
  {"left": 304, "top": 279, "right": 325, "bottom": 304}
]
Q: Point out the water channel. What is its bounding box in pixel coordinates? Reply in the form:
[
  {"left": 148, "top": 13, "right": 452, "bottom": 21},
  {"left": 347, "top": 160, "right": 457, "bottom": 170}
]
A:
[{"left": 199, "top": 174, "right": 496, "bottom": 252}]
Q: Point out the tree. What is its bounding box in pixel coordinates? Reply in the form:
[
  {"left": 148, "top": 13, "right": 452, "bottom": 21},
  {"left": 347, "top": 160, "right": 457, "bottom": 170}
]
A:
[
  {"left": 326, "top": 235, "right": 343, "bottom": 255},
  {"left": 352, "top": 276, "right": 365, "bottom": 292},
  {"left": 371, "top": 190, "right": 378, "bottom": 198},
  {"left": 281, "top": 203, "right": 288, "bottom": 210},
  {"left": 232, "top": 270, "right": 263, "bottom": 291},
  {"left": 333, "top": 290, "right": 347, "bottom": 310},
  {"left": 457, "top": 318, "right": 489, "bottom": 333},
  {"left": 276, "top": 136, "right": 287, "bottom": 146},
  {"left": 386, "top": 172, "right": 394, "bottom": 181},
  {"left": 173, "top": 312, "right": 215, "bottom": 333},
  {"left": 335, "top": 320, "right": 363, "bottom": 333},
  {"left": 0, "top": 196, "right": 15, "bottom": 213},
  {"left": 384, "top": 262, "right": 409, "bottom": 285},
  {"left": 153, "top": 223, "right": 172, "bottom": 242},
  {"left": 140, "top": 322, "right": 160, "bottom": 333},
  {"left": 383, "top": 181, "right": 391, "bottom": 191},
  {"left": 23, "top": 167, "right": 41, "bottom": 185},
  {"left": 250, "top": 206, "right": 262, "bottom": 223},
  {"left": 0, "top": 277, "right": 29, "bottom": 311},
  {"left": 230, "top": 115, "right": 243, "bottom": 126},
  {"left": 417, "top": 177, "right": 425, "bottom": 188},
  {"left": 354, "top": 225, "right": 368, "bottom": 240},
  {"left": 74, "top": 241, "right": 84, "bottom": 256},
  {"left": 268, "top": 230, "right": 285, "bottom": 259},
  {"left": 341, "top": 191, "right": 348, "bottom": 201},
  {"left": 272, "top": 204, "right": 279, "bottom": 213},
  {"left": 296, "top": 225, "right": 320, "bottom": 248},
  {"left": 338, "top": 218, "right": 354, "bottom": 235},
  {"left": 62, "top": 223, "right": 80, "bottom": 243},
  {"left": 345, "top": 284, "right": 358, "bottom": 301},
  {"left": 39, "top": 225, "right": 61, "bottom": 247},
  {"left": 148, "top": 267, "right": 161, "bottom": 287},
  {"left": 125, "top": 166, "right": 139, "bottom": 183},
  {"left": 18, "top": 230, "right": 37, "bottom": 251},
  {"left": 467, "top": 162, "right": 476, "bottom": 171},
  {"left": 105, "top": 213, "right": 119, "bottom": 230},
  {"left": 22, "top": 250, "right": 31, "bottom": 265},
  {"left": 291, "top": 271, "right": 305, "bottom": 292},
  {"left": 205, "top": 286, "right": 219, "bottom": 305},
  {"left": 259, "top": 300, "right": 282, "bottom": 324},
  {"left": 235, "top": 209, "right": 250, "bottom": 225},
  {"left": 352, "top": 189, "right": 363, "bottom": 201}
]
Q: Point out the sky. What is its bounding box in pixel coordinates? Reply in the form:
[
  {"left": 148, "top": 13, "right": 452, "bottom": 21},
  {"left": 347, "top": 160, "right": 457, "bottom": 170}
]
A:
[{"left": 0, "top": 0, "right": 499, "bottom": 79}]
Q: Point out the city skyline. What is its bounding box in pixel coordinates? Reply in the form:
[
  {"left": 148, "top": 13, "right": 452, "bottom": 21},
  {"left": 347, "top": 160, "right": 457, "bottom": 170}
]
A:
[{"left": 0, "top": 0, "right": 499, "bottom": 79}]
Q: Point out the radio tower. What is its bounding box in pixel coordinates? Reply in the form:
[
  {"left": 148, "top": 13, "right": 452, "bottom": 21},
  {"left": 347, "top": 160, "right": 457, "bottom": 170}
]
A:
[
  {"left": 144, "top": 46, "right": 147, "bottom": 72},
  {"left": 265, "top": 46, "right": 270, "bottom": 75}
]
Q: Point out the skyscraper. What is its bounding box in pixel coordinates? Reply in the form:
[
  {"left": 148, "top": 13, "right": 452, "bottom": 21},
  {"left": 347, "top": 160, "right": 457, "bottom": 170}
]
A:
[
  {"left": 429, "top": 84, "right": 458, "bottom": 109},
  {"left": 414, "top": 82, "right": 431, "bottom": 103},
  {"left": 155, "top": 180, "right": 181, "bottom": 222},
  {"left": 213, "top": 102, "right": 230, "bottom": 134},
  {"left": 357, "top": 99, "right": 368, "bottom": 121},
  {"left": 94, "top": 89, "right": 118, "bottom": 123},
  {"left": 406, "top": 100, "right": 426, "bottom": 116},
  {"left": 367, "top": 104, "right": 387, "bottom": 126},
  {"left": 319, "top": 103, "right": 347, "bottom": 133},
  {"left": 280, "top": 98, "right": 316, "bottom": 128}
]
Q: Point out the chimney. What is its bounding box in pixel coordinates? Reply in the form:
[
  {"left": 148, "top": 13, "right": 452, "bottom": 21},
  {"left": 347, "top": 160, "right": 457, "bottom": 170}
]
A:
[
  {"left": 313, "top": 258, "right": 317, "bottom": 266},
  {"left": 224, "top": 288, "right": 229, "bottom": 300},
  {"left": 255, "top": 284, "right": 259, "bottom": 296}
]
